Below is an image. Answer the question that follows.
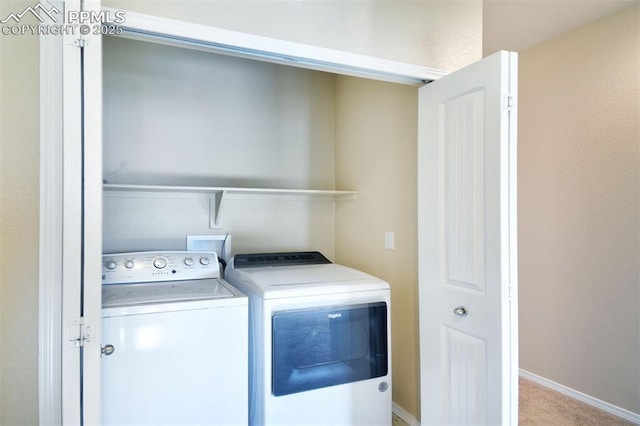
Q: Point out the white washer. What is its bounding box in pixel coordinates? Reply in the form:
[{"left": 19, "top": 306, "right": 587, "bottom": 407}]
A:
[
  {"left": 225, "top": 251, "right": 391, "bottom": 426},
  {"left": 101, "top": 251, "right": 248, "bottom": 426}
]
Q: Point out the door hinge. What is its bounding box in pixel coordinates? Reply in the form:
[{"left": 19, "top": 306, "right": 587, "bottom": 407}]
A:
[
  {"left": 505, "top": 94, "right": 515, "bottom": 111},
  {"left": 73, "top": 38, "right": 87, "bottom": 48},
  {"left": 68, "top": 317, "right": 92, "bottom": 347},
  {"left": 505, "top": 282, "right": 514, "bottom": 302}
]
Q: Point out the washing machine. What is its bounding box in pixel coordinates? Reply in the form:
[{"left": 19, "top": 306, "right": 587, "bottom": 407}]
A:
[
  {"left": 101, "top": 251, "right": 248, "bottom": 426},
  {"left": 225, "top": 251, "right": 391, "bottom": 426}
]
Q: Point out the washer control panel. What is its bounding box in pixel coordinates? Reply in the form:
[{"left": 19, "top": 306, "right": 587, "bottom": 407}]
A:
[{"left": 102, "top": 251, "right": 220, "bottom": 284}]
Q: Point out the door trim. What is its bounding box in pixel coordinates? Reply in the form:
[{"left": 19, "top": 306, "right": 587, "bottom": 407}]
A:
[
  {"left": 506, "top": 51, "right": 519, "bottom": 425},
  {"left": 105, "top": 7, "right": 448, "bottom": 85},
  {"left": 39, "top": 0, "right": 84, "bottom": 422},
  {"left": 38, "top": 9, "right": 64, "bottom": 424}
]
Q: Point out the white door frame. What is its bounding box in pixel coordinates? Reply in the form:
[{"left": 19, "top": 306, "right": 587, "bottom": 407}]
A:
[
  {"left": 101, "top": 7, "right": 447, "bottom": 86},
  {"left": 39, "top": 0, "right": 84, "bottom": 424},
  {"left": 38, "top": 3, "right": 65, "bottom": 422}
]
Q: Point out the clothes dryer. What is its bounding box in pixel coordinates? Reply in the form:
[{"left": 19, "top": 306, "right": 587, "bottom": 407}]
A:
[{"left": 225, "top": 251, "right": 391, "bottom": 426}]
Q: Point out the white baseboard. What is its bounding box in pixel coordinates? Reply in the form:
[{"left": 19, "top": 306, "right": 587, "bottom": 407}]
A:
[
  {"left": 393, "top": 402, "right": 420, "bottom": 426},
  {"left": 519, "top": 369, "right": 640, "bottom": 424}
]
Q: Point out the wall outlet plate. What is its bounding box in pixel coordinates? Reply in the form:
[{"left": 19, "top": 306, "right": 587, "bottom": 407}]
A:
[
  {"left": 186, "top": 234, "right": 231, "bottom": 262},
  {"left": 384, "top": 231, "right": 395, "bottom": 250}
]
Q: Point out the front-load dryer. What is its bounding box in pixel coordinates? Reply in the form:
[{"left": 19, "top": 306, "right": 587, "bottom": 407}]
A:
[
  {"left": 225, "top": 251, "right": 391, "bottom": 426},
  {"left": 101, "top": 251, "right": 248, "bottom": 426}
]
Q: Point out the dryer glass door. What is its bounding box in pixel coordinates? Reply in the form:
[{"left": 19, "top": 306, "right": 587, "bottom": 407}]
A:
[{"left": 272, "top": 302, "right": 388, "bottom": 396}]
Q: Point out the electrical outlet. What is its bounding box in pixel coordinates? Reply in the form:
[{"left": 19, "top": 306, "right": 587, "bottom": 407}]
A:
[{"left": 384, "top": 232, "right": 395, "bottom": 250}]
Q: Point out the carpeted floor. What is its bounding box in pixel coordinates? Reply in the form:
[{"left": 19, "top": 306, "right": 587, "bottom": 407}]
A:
[
  {"left": 392, "top": 377, "right": 636, "bottom": 425},
  {"left": 392, "top": 412, "right": 409, "bottom": 426},
  {"left": 519, "top": 377, "right": 635, "bottom": 425}
]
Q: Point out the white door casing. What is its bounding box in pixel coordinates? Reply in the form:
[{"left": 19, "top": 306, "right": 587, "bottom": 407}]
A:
[
  {"left": 40, "top": 0, "right": 103, "bottom": 423},
  {"left": 418, "top": 51, "right": 518, "bottom": 425}
]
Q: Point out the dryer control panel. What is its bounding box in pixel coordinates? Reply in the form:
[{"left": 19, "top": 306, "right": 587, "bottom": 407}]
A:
[{"left": 102, "top": 251, "right": 220, "bottom": 284}]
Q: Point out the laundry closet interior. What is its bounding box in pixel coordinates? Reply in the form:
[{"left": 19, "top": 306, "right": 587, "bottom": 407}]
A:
[
  {"left": 98, "top": 23, "right": 426, "bottom": 414},
  {"left": 101, "top": 33, "right": 421, "bottom": 265}
]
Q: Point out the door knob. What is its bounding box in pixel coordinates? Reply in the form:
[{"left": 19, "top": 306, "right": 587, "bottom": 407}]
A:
[
  {"left": 101, "top": 344, "right": 115, "bottom": 356},
  {"left": 453, "top": 306, "right": 468, "bottom": 317}
]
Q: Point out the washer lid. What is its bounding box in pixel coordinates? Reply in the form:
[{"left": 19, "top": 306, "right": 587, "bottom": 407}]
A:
[{"left": 102, "top": 278, "right": 235, "bottom": 308}]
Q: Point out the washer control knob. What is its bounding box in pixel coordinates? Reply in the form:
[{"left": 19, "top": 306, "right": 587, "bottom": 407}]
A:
[
  {"left": 153, "top": 257, "right": 168, "bottom": 269},
  {"left": 124, "top": 260, "right": 135, "bottom": 269},
  {"left": 199, "top": 257, "right": 210, "bottom": 266},
  {"left": 184, "top": 257, "right": 195, "bottom": 266},
  {"left": 105, "top": 260, "right": 117, "bottom": 270}
]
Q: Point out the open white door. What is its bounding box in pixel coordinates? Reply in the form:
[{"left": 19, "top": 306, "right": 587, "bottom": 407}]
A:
[{"left": 418, "top": 51, "right": 518, "bottom": 425}]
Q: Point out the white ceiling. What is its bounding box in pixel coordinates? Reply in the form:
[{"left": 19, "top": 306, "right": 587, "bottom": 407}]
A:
[{"left": 483, "top": 0, "right": 639, "bottom": 55}]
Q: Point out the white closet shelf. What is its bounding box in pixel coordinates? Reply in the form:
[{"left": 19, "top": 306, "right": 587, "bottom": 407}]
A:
[
  {"left": 103, "top": 183, "right": 357, "bottom": 197},
  {"left": 103, "top": 183, "right": 357, "bottom": 228}
]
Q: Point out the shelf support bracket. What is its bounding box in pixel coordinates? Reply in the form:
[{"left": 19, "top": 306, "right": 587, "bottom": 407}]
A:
[{"left": 209, "top": 190, "right": 225, "bottom": 228}]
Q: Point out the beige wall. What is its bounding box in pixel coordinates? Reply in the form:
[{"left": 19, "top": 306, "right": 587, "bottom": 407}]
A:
[
  {"left": 0, "top": 1, "right": 40, "bottom": 425},
  {"left": 482, "top": 0, "right": 637, "bottom": 56},
  {"left": 103, "top": 0, "right": 481, "bottom": 71},
  {"left": 334, "top": 77, "right": 420, "bottom": 416},
  {"left": 518, "top": 4, "right": 640, "bottom": 413}
]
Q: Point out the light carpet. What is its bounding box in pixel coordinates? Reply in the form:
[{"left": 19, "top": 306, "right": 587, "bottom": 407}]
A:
[
  {"left": 519, "top": 377, "right": 635, "bottom": 425},
  {"left": 392, "top": 378, "right": 636, "bottom": 425}
]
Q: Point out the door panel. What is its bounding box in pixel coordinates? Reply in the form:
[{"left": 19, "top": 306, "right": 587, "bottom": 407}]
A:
[
  {"left": 443, "top": 90, "right": 486, "bottom": 293},
  {"left": 443, "top": 325, "right": 487, "bottom": 424},
  {"left": 418, "top": 51, "right": 518, "bottom": 425}
]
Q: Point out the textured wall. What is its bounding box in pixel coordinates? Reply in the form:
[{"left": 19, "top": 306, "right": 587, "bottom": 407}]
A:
[
  {"left": 518, "top": 4, "right": 640, "bottom": 413},
  {"left": 334, "top": 77, "right": 420, "bottom": 417},
  {"left": 103, "top": 0, "right": 481, "bottom": 71},
  {"left": 0, "top": 1, "right": 40, "bottom": 424},
  {"left": 482, "top": 0, "right": 636, "bottom": 55}
]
